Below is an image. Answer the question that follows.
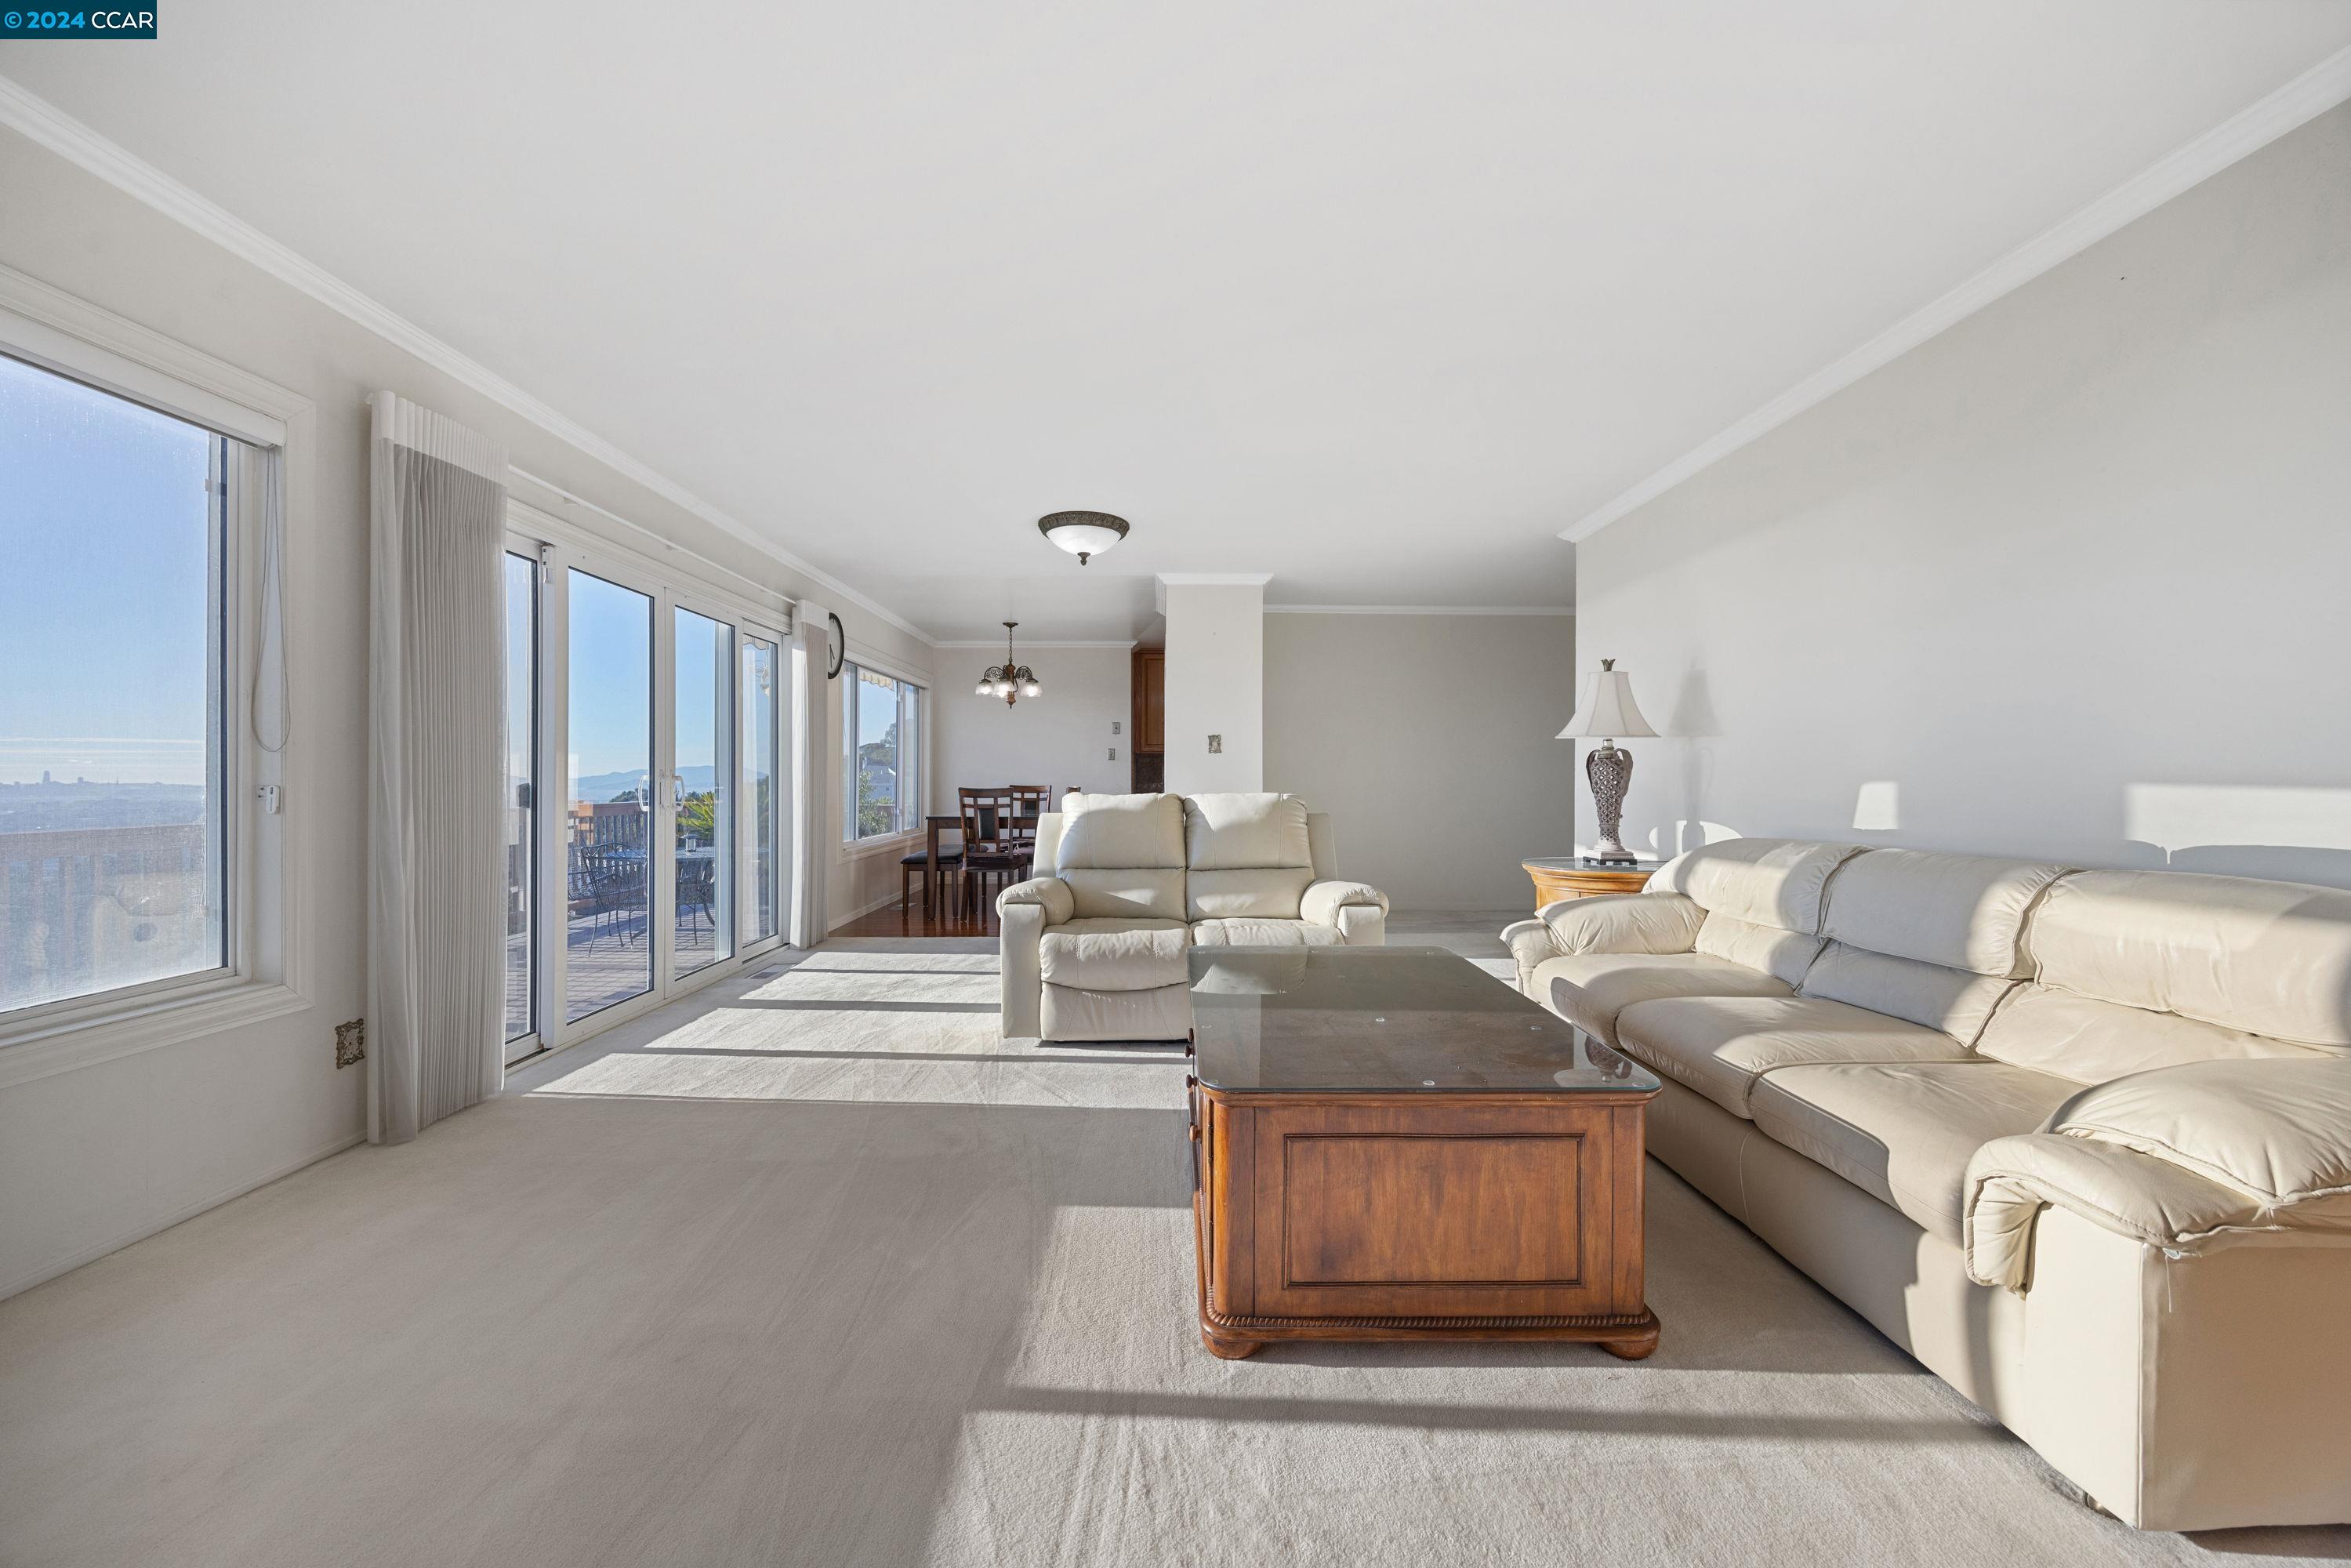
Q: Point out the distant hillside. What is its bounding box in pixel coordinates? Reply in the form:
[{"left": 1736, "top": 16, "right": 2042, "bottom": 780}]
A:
[{"left": 572, "top": 765, "right": 717, "bottom": 801}]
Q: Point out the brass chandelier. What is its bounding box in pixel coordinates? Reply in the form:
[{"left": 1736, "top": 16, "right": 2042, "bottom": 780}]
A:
[{"left": 974, "top": 621, "right": 1042, "bottom": 706}]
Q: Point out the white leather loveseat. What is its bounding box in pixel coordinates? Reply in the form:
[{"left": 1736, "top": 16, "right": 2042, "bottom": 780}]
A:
[
  {"left": 1502, "top": 839, "right": 2351, "bottom": 1531},
  {"left": 996, "top": 792, "right": 1388, "bottom": 1042}
]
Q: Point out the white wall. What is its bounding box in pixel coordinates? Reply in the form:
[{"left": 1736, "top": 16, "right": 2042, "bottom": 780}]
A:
[
  {"left": 1264, "top": 612, "right": 1578, "bottom": 909},
  {"left": 1163, "top": 579, "right": 1264, "bottom": 793},
  {"left": 931, "top": 644, "right": 1133, "bottom": 815},
  {"left": 1577, "top": 103, "right": 2351, "bottom": 887},
  {"left": 0, "top": 126, "right": 930, "bottom": 1298}
]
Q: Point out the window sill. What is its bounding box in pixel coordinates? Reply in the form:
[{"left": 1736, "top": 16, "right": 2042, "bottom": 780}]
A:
[
  {"left": 0, "top": 978, "right": 311, "bottom": 1091},
  {"left": 839, "top": 829, "right": 926, "bottom": 863}
]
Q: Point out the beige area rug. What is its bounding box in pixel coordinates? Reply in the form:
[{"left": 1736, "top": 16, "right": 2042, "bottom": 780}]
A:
[{"left": 1, "top": 939, "right": 2344, "bottom": 1566}]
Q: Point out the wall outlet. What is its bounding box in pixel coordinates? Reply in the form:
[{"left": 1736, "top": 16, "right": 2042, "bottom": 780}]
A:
[
  {"left": 335, "top": 1018, "right": 365, "bottom": 1069},
  {"left": 1207, "top": 734, "right": 1223, "bottom": 753},
  {"left": 1108, "top": 746, "right": 1117, "bottom": 760}
]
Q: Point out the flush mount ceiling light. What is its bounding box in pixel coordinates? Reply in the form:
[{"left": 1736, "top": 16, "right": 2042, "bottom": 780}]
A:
[
  {"left": 974, "top": 621, "right": 1043, "bottom": 706},
  {"left": 1037, "top": 510, "right": 1130, "bottom": 565}
]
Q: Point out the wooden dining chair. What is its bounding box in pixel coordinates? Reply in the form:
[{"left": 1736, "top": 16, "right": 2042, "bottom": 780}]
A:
[
  {"left": 901, "top": 841, "right": 960, "bottom": 918},
  {"left": 957, "top": 786, "right": 1051, "bottom": 918}
]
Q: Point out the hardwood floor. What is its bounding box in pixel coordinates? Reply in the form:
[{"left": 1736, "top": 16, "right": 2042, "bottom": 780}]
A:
[{"left": 832, "top": 895, "right": 1000, "bottom": 938}]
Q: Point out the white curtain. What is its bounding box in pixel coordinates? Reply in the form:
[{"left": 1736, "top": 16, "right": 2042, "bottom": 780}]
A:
[
  {"left": 368, "top": 392, "right": 509, "bottom": 1144},
  {"left": 790, "top": 601, "right": 830, "bottom": 947}
]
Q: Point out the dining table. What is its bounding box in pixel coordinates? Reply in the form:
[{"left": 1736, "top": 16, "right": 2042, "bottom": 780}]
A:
[{"left": 921, "top": 810, "right": 1043, "bottom": 917}]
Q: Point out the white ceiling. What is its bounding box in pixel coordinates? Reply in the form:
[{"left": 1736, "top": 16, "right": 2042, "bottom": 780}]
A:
[{"left": 9, "top": 5, "right": 2351, "bottom": 641}]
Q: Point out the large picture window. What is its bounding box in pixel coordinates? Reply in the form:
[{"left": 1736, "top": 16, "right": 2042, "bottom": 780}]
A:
[
  {"left": 0, "top": 353, "right": 235, "bottom": 1019},
  {"left": 844, "top": 663, "right": 921, "bottom": 841}
]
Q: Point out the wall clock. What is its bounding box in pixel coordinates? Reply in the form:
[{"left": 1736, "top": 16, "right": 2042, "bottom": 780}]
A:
[{"left": 826, "top": 612, "right": 845, "bottom": 679}]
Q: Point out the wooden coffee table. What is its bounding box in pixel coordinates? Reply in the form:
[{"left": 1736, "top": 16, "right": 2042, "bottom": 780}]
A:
[{"left": 1185, "top": 946, "right": 1662, "bottom": 1361}]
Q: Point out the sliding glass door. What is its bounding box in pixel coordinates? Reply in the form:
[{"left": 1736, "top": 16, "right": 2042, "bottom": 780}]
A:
[
  {"left": 500, "top": 524, "right": 791, "bottom": 1059},
  {"left": 672, "top": 607, "right": 733, "bottom": 977},
  {"left": 564, "top": 570, "right": 655, "bottom": 1024},
  {"left": 502, "top": 553, "right": 539, "bottom": 1051},
  {"left": 742, "top": 634, "right": 781, "bottom": 945}
]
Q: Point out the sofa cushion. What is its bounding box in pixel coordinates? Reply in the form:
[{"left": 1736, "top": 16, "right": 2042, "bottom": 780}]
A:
[
  {"left": 1190, "top": 917, "right": 1345, "bottom": 947},
  {"left": 1972, "top": 983, "right": 2327, "bottom": 1086},
  {"left": 1649, "top": 838, "right": 1863, "bottom": 933},
  {"left": 1798, "top": 942, "right": 2018, "bottom": 1046},
  {"left": 1614, "top": 995, "right": 1975, "bottom": 1120},
  {"left": 1533, "top": 952, "right": 1792, "bottom": 1047},
  {"left": 1187, "top": 867, "right": 1313, "bottom": 921},
  {"left": 1061, "top": 867, "right": 1187, "bottom": 923},
  {"left": 2024, "top": 870, "right": 2351, "bottom": 1048},
  {"left": 1747, "top": 1061, "right": 2079, "bottom": 1245},
  {"left": 1820, "top": 848, "right": 2070, "bottom": 978},
  {"left": 1037, "top": 918, "right": 1190, "bottom": 991},
  {"left": 1041, "top": 981, "right": 1191, "bottom": 1043},
  {"left": 1183, "top": 793, "right": 1312, "bottom": 871},
  {"left": 1692, "top": 911, "right": 1823, "bottom": 987},
  {"left": 1056, "top": 793, "right": 1185, "bottom": 870}
]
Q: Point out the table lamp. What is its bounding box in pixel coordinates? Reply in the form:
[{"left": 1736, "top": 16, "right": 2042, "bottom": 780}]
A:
[{"left": 1556, "top": 658, "right": 1658, "bottom": 866}]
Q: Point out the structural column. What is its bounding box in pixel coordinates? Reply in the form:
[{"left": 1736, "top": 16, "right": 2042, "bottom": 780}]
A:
[{"left": 1159, "top": 574, "right": 1269, "bottom": 795}]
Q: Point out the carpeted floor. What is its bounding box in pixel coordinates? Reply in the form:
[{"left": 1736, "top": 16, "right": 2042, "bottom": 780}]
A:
[{"left": 2, "top": 927, "right": 2345, "bottom": 1566}]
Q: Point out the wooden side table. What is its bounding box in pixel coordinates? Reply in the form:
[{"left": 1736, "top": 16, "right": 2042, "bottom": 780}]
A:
[{"left": 1522, "top": 857, "right": 1664, "bottom": 913}]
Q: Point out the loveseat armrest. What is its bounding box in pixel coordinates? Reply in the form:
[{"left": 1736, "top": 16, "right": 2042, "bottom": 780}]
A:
[
  {"left": 996, "top": 876, "right": 1075, "bottom": 927},
  {"left": 1301, "top": 880, "right": 1388, "bottom": 946},
  {"left": 996, "top": 877, "right": 1074, "bottom": 1038},
  {"left": 1964, "top": 1056, "right": 2351, "bottom": 1291}
]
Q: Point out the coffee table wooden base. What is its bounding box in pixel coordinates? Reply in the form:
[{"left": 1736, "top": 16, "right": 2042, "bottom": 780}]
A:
[
  {"left": 1199, "top": 1305, "right": 1660, "bottom": 1361},
  {"left": 1191, "top": 1086, "right": 1660, "bottom": 1361}
]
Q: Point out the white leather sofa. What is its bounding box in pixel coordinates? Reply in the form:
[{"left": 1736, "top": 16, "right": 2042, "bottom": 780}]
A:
[
  {"left": 1502, "top": 839, "right": 2351, "bottom": 1531},
  {"left": 996, "top": 792, "right": 1388, "bottom": 1042}
]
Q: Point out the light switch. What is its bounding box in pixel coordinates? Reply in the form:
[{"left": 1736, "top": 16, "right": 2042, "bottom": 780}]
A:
[
  {"left": 1208, "top": 734, "right": 1223, "bottom": 753},
  {"left": 1112, "top": 720, "right": 1122, "bottom": 735}
]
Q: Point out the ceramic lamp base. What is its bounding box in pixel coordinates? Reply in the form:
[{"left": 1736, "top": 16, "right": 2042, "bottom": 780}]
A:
[{"left": 1584, "top": 742, "right": 1639, "bottom": 865}]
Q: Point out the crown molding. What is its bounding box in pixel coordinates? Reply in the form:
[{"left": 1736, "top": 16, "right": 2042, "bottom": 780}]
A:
[
  {"left": 933, "top": 639, "right": 1139, "bottom": 648},
  {"left": 1264, "top": 603, "right": 1573, "bottom": 616},
  {"left": 1562, "top": 42, "right": 2351, "bottom": 544},
  {"left": 1155, "top": 572, "right": 1275, "bottom": 587},
  {"left": 0, "top": 73, "right": 938, "bottom": 648}
]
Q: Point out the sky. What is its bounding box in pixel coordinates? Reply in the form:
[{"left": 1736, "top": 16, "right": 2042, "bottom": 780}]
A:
[{"left": 0, "top": 351, "right": 216, "bottom": 787}]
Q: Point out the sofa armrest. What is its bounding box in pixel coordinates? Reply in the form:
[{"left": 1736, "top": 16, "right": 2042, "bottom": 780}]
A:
[
  {"left": 1301, "top": 879, "right": 1388, "bottom": 927},
  {"left": 1964, "top": 1056, "right": 2351, "bottom": 1291},
  {"left": 1963, "top": 1134, "right": 2267, "bottom": 1291},
  {"left": 1542, "top": 891, "right": 1704, "bottom": 956},
  {"left": 996, "top": 877, "right": 1072, "bottom": 1039},
  {"left": 1500, "top": 920, "right": 1559, "bottom": 994},
  {"left": 996, "top": 876, "right": 1074, "bottom": 927}
]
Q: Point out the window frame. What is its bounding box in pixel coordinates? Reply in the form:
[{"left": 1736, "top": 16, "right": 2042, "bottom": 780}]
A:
[
  {"left": 840, "top": 658, "right": 926, "bottom": 852},
  {"left": 0, "top": 267, "right": 312, "bottom": 1090}
]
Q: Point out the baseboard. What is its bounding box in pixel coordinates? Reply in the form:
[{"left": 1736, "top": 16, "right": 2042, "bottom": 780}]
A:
[
  {"left": 825, "top": 889, "right": 904, "bottom": 931},
  {"left": 0, "top": 1127, "right": 366, "bottom": 1304}
]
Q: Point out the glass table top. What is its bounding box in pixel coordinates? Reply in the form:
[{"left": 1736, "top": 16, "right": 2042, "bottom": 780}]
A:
[{"left": 1187, "top": 946, "right": 1661, "bottom": 1094}]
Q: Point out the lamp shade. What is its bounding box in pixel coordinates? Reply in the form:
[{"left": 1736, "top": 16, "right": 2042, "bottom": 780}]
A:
[{"left": 1556, "top": 659, "right": 1658, "bottom": 740}]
